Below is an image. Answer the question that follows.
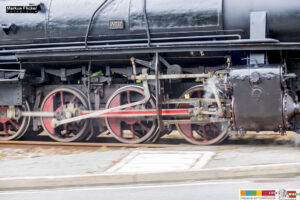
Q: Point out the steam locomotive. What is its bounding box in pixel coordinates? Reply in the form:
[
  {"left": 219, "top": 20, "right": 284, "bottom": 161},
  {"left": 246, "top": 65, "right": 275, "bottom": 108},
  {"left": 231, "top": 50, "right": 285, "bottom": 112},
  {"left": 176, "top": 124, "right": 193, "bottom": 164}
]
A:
[{"left": 1, "top": 0, "right": 300, "bottom": 145}]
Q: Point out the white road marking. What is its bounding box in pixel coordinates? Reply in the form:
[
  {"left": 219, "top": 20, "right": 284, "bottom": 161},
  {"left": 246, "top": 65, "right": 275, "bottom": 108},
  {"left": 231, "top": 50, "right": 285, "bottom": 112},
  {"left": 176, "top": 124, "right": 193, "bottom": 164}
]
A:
[{"left": 0, "top": 180, "right": 250, "bottom": 195}]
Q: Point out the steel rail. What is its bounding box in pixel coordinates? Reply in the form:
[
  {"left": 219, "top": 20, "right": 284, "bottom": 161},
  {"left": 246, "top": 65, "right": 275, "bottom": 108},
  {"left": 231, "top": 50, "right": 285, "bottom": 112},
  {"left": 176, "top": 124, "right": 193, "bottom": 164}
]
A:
[{"left": 0, "top": 140, "right": 176, "bottom": 149}]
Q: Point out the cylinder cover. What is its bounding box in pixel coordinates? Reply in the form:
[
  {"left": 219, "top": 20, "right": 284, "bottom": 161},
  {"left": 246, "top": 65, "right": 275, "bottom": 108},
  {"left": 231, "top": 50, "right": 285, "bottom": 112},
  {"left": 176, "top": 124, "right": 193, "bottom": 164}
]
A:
[{"left": 231, "top": 65, "right": 283, "bottom": 131}]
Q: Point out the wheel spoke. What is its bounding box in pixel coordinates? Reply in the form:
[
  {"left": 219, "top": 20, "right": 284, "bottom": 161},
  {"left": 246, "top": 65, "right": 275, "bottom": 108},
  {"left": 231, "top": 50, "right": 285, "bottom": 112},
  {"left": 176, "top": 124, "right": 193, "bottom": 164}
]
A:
[
  {"left": 72, "top": 122, "right": 80, "bottom": 134},
  {"left": 70, "top": 95, "right": 77, "bottom": 103},
  {"left": 197, "top": 91, "right": 201, "bottom": 98},
  {"left": 127, "top": 91, "right": 131, "bottom": 104},
  {"left": 3, "top": 123, "right": 8, "bottom": 135},
  {"left": 130, "top": 125, "right": 135, "bottom": 138},
  {"left": 60, "top": 91, "right": 64, "bottom": 106},
  {"left": 202, "top": 125, "right": 208, "bottom": 141},
  {"left": 137, "top": 121, "right": 150, "bottom": 132},
  {"left": 8, "top": 119, "right": 20, "bottom": 130},
  {"left": 210, "top": 123, "right": 221, "bottom": 136},
  {"left": 63, "top": 124, "right": 68, "bottom": 134}
]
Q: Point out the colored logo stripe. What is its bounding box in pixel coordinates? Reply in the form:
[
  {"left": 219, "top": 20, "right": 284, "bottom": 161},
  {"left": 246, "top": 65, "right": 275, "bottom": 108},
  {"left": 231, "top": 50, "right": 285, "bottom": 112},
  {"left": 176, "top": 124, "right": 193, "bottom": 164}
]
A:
[
  {"left": 262, "top": 190, "right": 276, "bottom": 196},
  {"left": 240, "top": 190, "right": 276, "bottom": 196}
]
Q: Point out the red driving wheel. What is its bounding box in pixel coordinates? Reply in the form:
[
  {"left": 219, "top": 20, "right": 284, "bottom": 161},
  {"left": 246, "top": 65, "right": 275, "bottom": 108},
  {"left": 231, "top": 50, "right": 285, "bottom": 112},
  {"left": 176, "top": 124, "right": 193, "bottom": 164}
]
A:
[
  {"left": 40, "top": 87, "right": 91, "bottom": 142},
  {"left": 0, "top": 101, "right": 31, "bottom": 141},
  {"left": 105, "top": 86, "right": 158, "bottom": 144},
  {"left": 176, "top": 85, "right": 229, "bottom": 145}
]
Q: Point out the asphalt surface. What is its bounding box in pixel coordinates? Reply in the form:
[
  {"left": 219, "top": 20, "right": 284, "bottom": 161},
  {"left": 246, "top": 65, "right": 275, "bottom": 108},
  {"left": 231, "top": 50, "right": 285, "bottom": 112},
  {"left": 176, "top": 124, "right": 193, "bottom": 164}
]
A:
[{"left": 1, "top": 177, "right": 300, "bottom": 200}]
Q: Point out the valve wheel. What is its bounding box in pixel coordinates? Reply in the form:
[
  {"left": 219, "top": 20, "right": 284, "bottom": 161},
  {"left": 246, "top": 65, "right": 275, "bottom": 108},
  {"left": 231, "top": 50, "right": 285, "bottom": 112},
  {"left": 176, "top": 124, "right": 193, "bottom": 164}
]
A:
[
  {"left": 40, "top": 87, "right": 90, "bottom": 142},
  {"left": 105, "top": 86, "right": 158, "bottom": 144},
  {"left": 176, "top": 85, "right": 229, "bottom": 145},
  {"left": 0, "top": 101, "right": 31, "bottom": 141}
]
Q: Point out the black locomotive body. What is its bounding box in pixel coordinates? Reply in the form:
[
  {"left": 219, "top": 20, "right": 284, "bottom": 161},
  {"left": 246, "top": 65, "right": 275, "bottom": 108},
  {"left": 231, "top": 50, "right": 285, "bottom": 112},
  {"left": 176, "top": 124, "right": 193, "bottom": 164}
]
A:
[{"left": 1, "top": 0, "right": 300, "bottom": 144}]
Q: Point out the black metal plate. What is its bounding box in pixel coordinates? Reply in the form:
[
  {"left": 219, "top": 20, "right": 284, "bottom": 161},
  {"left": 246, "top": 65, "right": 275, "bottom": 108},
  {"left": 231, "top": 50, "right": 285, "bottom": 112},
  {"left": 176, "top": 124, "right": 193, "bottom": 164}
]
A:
[{"left": 0, "top": 83, "right": 22, "bottom": 105}]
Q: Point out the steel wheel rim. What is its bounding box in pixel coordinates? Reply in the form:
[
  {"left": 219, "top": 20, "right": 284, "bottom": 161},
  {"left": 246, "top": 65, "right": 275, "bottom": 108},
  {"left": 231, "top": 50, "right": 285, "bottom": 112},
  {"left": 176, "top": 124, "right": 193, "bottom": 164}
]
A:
[
  {"left": 105, "top": 85, "right": 158, "bottom": 144},
  {"left": 40, "top": 87, "right": 90, "bottom": 142}
]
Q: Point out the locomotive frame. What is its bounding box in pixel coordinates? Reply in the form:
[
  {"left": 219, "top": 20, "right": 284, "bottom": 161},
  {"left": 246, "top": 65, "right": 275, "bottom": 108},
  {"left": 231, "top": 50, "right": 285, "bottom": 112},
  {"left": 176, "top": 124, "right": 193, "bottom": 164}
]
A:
[{"left": 1, "top": 0, "right": 300, "bottom": 144}]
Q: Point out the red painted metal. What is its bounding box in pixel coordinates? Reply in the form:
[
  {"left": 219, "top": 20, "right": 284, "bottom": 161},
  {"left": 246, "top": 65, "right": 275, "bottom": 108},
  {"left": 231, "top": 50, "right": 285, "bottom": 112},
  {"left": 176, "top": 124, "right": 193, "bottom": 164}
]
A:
[
  {"left": 105, "top": 88, "right": 159, "bottom": 143},
  {"left": 40, "top": 87, "right": 91, "bottom": 142},
  {"left": 8, "top": 119, "right": 20, "bottom": 130},
  {"left": 3, "top": 123, "right": 8, "bottom": 136},
  {"left": 41, "top": 93, "right": 55, "bottom": 134},
  {"left": 176, "top": 88, "right": 225, "bottom": 144},
  {"left": 42, "top": 91, "right": 80, "bottom": 135},
  {"left": 107, "top": 93, "right": 123, "bottom": 137},
  {"left": 80, "top": 109, "right": 189, "bottom": 117},
  {"left": 0, "top": 106, "right": 21, "bottom": 138}
]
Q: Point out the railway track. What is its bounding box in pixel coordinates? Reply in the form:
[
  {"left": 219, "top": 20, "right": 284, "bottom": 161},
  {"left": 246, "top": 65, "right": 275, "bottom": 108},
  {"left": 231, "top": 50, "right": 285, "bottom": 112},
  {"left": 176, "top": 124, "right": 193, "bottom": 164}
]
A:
[
  {"left": 0, "top": 132, "right": 296, "bottom": 150},
  {"left": 0, "top": 140, "right": 176, "bottom": 149}
]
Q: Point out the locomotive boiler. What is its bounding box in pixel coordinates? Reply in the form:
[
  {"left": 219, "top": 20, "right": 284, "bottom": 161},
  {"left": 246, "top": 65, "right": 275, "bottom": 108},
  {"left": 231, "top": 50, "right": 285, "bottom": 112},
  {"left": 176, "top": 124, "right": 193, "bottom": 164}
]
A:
[{"left": 1, "top": 0, "right": 300, "bottom": 145}]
